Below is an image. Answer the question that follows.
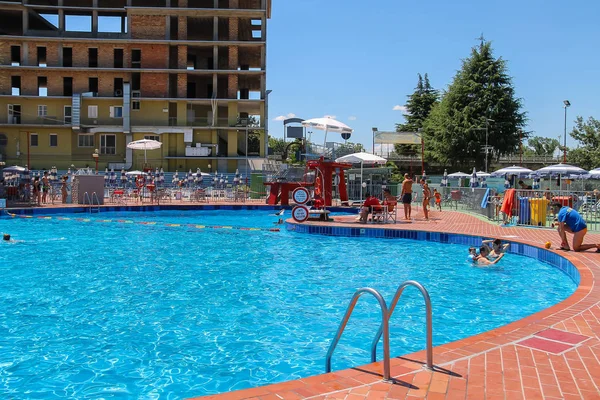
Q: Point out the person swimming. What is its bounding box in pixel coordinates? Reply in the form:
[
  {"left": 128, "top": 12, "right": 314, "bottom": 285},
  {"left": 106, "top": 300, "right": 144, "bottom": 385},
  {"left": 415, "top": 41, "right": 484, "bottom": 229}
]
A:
[
  {"left": 476, "top": 246, "right": 505, "bottom": 266},
  {"left": 467, "top": 247, "right": 480, "bottom": 262},
  {"left": 3, "top": 233, "right": 10, "bottom": 241},
  {"left": 482, "top": 238, "right": 509, "bottom": 258}
]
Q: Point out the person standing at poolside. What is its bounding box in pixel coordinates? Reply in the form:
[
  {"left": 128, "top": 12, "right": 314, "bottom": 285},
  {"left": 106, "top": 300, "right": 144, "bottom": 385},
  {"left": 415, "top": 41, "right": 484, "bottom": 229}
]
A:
[
  {"left": 32, "top": 176, "right": 41, "bottom": 206},
  {"left": 421, "top": 178, "right": 431, "bottom": 220},
  {"left": 41, "top": 171, "right": 49, "bottom": 204},
  {"left": 433, "top": 189, "right": 442, "bottom": 211},
  {"left": 61, "top": 176, "right": 68, "bottom": 204},
  {"left": 400, "top": 173, "right": 413, "bottom": 220},
  {"left": 551, "top": 202, "right": 600, "bottom": 252}
]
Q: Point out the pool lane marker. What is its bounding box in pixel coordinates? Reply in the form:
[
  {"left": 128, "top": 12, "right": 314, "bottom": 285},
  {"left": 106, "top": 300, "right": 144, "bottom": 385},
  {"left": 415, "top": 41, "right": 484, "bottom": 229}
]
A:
[{"left": 5, "top": 212, "right": 280, "bottom": 232}]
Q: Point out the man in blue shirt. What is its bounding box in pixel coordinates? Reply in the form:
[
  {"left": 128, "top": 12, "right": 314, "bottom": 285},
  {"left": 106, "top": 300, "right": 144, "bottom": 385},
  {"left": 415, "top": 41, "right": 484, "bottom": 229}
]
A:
[{"left": 551, "top": 202, "right": 599, "bottom": 252}]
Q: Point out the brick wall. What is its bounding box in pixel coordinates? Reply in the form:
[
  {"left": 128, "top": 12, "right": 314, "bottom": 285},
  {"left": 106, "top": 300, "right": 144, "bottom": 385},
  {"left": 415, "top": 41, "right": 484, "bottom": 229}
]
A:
[
  {"left": 229, "top": 17, "right": 239, "bottom": 40},
  {"left": 139, "top": 44, "right": 169, "bottom": 69},
  {"left": 177, "top": 45, "right": 187, "bottom": 69},
  {"left": 227, "top": 75, "right": 237, "bottom": 99},
  {"left": 178, "top": 16, "right": 187, "bottom": 40},
  {"left": 131, "top": 15, "right": 166, "bottom": 40},
  {"left": 177, "top": 73, "right": 187, "bottom": 98},
  {"left": 228, "top": 45, "right": 238, "bottom": 69},
  {"left": 141, "top": 73, "right": 168, "bottom": 97}
]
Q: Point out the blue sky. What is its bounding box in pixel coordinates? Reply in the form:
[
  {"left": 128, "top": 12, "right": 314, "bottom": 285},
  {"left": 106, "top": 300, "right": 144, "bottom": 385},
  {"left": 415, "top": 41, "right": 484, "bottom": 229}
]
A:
[{"left": 266, "top": 0, "right": 600, "bottom": 151}]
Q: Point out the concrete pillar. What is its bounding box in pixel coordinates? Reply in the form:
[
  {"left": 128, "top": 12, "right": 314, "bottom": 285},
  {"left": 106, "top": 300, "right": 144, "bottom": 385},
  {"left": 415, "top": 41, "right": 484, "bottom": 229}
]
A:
[
  {"left": 213, "top": 16, "right": 218, "bottom": 41},
  {"left": 227, "top": 131, "right": 237, "bottom": 157},
  {"left": 212, "top": 74, "right": 217, "bottom": 96},
  {"left": 165, "top": 16, "right": 170, "bottom": 40},
  {"left": 58, "top": 9, "right": 65, "bottom": 32},
  {"left": 22, "top": 10, "right": 28, "bottom": 33},
  {"left": 121, "top": 15, "right": 126, "bottom": 33},
  {"left": 213, "top": 46, "right": 218, "bottom": 69},
  {"left": 92, "top": 11, "right": 98, "bottom": 34}
]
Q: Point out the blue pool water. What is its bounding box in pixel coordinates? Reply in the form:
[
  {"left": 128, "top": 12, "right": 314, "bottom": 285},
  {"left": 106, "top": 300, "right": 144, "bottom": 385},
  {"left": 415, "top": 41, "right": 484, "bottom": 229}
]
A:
[{"left": 0, "top": 209, "right": 576, "bottom": 398}]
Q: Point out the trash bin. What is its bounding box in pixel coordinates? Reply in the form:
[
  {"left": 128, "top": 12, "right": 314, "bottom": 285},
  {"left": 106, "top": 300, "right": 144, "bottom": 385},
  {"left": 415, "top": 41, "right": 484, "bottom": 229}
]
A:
[
  {"left": 552, "top": 196, "right": 572, "bottom": 207},
  {"left": 530, "top": 198, "right": 549, "bottom": 226},
  {"left": 518, "top": 197, "right": 531, "bottom": 224}
]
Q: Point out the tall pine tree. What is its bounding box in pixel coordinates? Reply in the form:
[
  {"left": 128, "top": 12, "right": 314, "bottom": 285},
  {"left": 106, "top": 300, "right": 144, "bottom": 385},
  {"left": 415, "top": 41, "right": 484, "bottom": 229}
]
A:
[
  {"left": 394, "top": 73, "right": 439, "bottom": 155},
  {"left": 424, "top": 39, "right": 527, "bottom": 169}
]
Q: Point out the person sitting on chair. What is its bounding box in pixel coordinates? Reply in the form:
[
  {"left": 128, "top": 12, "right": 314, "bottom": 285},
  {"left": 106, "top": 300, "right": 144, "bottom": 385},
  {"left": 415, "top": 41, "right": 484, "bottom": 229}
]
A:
[{"left": 358, "top": 193, "right": 382, "bottom": 223}]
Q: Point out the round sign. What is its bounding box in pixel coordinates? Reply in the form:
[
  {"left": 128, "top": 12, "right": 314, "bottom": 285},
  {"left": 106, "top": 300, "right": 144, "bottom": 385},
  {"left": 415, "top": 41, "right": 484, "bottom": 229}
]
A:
[
  {"left": 292, "top": 205, "right": 309, "bottom": 223},
  {"left": 292, "top": 187, "right": 310, "bottom": 204},
  {"left": 341, "top": 132, "right": 351, "bottom": 140}
]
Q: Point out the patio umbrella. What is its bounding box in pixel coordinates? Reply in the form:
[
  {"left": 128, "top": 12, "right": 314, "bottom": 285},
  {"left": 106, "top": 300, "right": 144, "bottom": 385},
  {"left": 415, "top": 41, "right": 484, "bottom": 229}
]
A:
[
  {"left": 121, "top": 168, "right": 127, "bottom": 183},
  {"left": 476, "top": 171, "right": 491, "bottom": 177},
  {"left": 104, "top": 167, "right": 109, "bottom": 183},
  {"left": 447, "top": 171, "right": 471, "bottom": 178},
  {"left": 126, "top": 139, "right": 162, "bottom": 164},
  {"left": 125, "top": 170, "right": 147, "bottom": 176},
  {"left": 490, "top": 165, "right": 534, "bottom": 178},
  {"left": 440, "top": 169, "right": 448, "bottom": 187},
  {"left": 504, "top": 175, "right": 511, "bottom": 189},
  {"left": 335, "top": 152, "right": 387, "bottom": 201},
  {"left": 481, "top": 176, "right": 488, "bottom": 188},
  {"left": 583, "top": 167, "right": 600, "bottom": 179},
  {"left": 470, "top": 167, "right": 479, "bottom": 188},
  {"left": 533, "top": 163, "right": 587, "bottom": 190},
  {"left": 302, "top": 117, "right": 353, "bottom": 153},
  {"left": 110, "top": 168, "right": 116, "bottom": 183},
  {"left": 3, "top": 165, "right": 27, "bottom": 173}
]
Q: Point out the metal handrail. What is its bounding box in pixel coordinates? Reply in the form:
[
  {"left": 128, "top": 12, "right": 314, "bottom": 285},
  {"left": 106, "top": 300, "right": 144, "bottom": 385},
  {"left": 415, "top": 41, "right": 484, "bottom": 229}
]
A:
[
  {"left": 325, "top": 287, "right": 390, "bottom": 381},
  {"left": 83, "top": 191, "right": 90, "bottom": 206},
  {"left": 370, "top": 280, "right": 433, "bottom": 370},
  {"left": 91, "top": 192, "right": 100, "bottom": 212}
]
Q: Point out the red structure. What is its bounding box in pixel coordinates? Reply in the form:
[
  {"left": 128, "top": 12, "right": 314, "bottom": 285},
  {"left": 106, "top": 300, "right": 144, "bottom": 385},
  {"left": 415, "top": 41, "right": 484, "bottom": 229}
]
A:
[{"left": 265, "top": 157, "right": 352, "bottom": 206}]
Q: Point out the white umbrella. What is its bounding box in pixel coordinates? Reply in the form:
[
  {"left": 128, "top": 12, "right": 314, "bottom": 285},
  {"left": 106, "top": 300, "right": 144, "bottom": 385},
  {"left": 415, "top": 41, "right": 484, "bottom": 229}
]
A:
[
  {"left": 533, "top": 163, "right": 587, "bottom": 177},
  {"left": 583, "top": 168, "right": 600, "bottom": 179},
  {"left": 126, "top": 139, "right": 162, "bottom": 164},
  {"left": 302, "top": 117, "right": 353, "bottom": 152},
  {"left": 125, "top": 170, "right": 148, "bottom": 176},
  {"left": 490, "top": 165, "right": 533, "bottom": 178},
  {"left": 335, "top": 152, "right": 387, "bottom": 201},
  {"left": 476, "top": 171, "right": 491, "bottom": 177},
  {"left": 447, "top": 171, "right": 471, "bottom": 178},
  {"left": 2, "top": 165, "right": 27, "bottom": 173}
]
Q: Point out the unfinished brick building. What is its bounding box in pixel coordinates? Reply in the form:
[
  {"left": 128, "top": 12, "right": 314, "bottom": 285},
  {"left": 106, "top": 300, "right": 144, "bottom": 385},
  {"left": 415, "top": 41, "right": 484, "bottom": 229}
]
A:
[{"left": 0, "top": 0, "right": 271, "bottom": 173}]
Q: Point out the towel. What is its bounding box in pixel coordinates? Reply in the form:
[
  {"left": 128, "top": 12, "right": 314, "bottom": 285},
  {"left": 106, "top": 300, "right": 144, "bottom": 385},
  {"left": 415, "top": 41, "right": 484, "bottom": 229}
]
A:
[{"left": 501, "top": 189, "right": 516, "bottom": 217}]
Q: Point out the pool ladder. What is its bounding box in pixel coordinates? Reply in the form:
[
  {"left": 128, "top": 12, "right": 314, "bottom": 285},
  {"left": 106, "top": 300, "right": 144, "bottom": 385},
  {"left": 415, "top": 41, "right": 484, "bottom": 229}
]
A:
[
  {"left": 83, "top": 192, "right": 100, "bottom": 213},
  {"left": 325, "top": 280, "right": 433, "bottom": 381}
]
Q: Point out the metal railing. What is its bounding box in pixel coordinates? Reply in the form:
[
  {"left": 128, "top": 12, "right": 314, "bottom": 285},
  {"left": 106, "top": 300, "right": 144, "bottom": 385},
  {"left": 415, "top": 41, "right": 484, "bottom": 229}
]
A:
[
  {"left": 326, "top": 281, "right": 433, "bottom": 381},
  {"left": 370, "top": 281, "right": 433, "bottom": 370},
  {"left": 326, "top": 288, "right": 391, "bottom": 380}
]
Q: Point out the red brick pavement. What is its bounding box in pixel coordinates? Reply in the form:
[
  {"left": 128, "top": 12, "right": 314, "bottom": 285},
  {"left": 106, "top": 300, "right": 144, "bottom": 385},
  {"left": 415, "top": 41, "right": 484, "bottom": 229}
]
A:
[{"left": 192, "top": 209, "right": 600, "bottom": 400}]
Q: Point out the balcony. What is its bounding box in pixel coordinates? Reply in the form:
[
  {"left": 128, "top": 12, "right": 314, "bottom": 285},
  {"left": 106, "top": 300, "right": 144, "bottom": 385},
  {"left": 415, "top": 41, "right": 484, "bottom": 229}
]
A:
[{"left": 0, "top": 115, "right": 68, "bottom": 126}]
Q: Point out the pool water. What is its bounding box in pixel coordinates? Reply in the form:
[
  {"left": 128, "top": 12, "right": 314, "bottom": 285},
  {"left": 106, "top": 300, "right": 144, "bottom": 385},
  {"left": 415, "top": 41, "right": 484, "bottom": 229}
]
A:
[{"left": 0, "top": 210, "right": 576, "bottom": 398}]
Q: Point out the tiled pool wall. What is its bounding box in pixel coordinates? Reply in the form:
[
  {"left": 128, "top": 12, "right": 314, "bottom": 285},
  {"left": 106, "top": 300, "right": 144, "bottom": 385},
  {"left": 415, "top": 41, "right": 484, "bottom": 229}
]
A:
[
  {"left": 3, "top": 205, "right": 357, "bottom": 215},
  {"left": 287, "top": 223, "right": 580, "bottom": 286}
]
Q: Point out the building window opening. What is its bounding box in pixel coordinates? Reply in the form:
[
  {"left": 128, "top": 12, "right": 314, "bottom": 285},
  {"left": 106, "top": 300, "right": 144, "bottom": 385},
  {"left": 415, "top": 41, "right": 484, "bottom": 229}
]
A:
[
  {"left": 131, "top": 49, "right": 141, "bottom": 68},
  {"left": 63, "top": 77, "right": 73, "bottom": 96},
  {"left": 37, "top": 105, "right": 48, "bottom": 117},
  {"left": 64, "top": 106, "right": 72, "bottom": 124},
  {"left": 11, "top": 46, "right": 20, "bottom": 66},
  {"left": 11, "top": 76, "right": 21, "bottom": 96},
  {"left": 63, "top": 47, "right": 72, "bottom": 67},
  {"left": 110, "top": 106, "right": 123, "bottom": 118},
  {"left": 78, "top": 134, "right": 94, "bottom": 147},
  {"left": 38, "top": 77, "right": 48, "bottom": 96},
  {"left": 66, "top": 15, "right": 92, "bottom": 32},
  {"left": 114, "top": 78, "right": 123, "bottom": 96},
  {"left": 50, "top": 134, "right": 58, "bottom": 147},
  {"left": 37, "top": 46, "right": 47, "bottom": 67},
  {"left": 89, "top": 77, "right": 98, "bottom": 94},
  {"left": 100, "top": 134, "right": 116, "bottom": 155},
  {"left": 114, "top": 48, "right": 123, "bottom": 68},
  {"left": 88, "top": 48, "right": 98, "bottom": 68},
  {"left": 30, "top": 134, "right": 39, "bottom": 147}
]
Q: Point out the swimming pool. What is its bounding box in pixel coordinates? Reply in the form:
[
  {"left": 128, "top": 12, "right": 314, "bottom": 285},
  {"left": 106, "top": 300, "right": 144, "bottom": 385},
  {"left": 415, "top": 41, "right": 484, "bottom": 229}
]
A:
[{"left": 0, "top": 209, "right": 577, "bottom": 398}]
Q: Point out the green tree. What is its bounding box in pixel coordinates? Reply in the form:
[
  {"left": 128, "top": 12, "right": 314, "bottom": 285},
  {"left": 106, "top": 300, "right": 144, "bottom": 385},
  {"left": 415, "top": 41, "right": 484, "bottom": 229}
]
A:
[
  {"left": 423, "top": 39, "right": 527, "bottom": 169},
  {"left": 268, "top": 136, "right": 287, "bottom": 155},
  {"left": 394, "top": 73, "right": 439, "bottom": 155},
  {"left": 527, "top": 136, "right": 559, "bottom": 156},
  {"left": 567, "top": 116, "right": 600, "bottom": 170}
]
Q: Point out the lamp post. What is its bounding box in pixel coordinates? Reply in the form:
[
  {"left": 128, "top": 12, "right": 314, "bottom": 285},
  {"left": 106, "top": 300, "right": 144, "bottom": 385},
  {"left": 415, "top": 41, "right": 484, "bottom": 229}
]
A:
[
  {"left": 563, "top": 100, "right": 570, "bottom": 163},
  {"left": 485, "top": 118, "right": 494, "bottom": 173},
  {"left": 372, "top": 127, "right": 378, "bottom": 155},
  {"left": 92, "top": 149, "right": 99, "bottom": 174}
]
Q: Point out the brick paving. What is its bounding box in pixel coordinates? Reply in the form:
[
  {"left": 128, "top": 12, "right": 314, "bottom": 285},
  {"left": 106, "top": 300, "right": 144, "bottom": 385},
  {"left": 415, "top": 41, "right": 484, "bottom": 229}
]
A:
[{"left": 191, "top": 208, "right": 600, "bottom": 400}]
